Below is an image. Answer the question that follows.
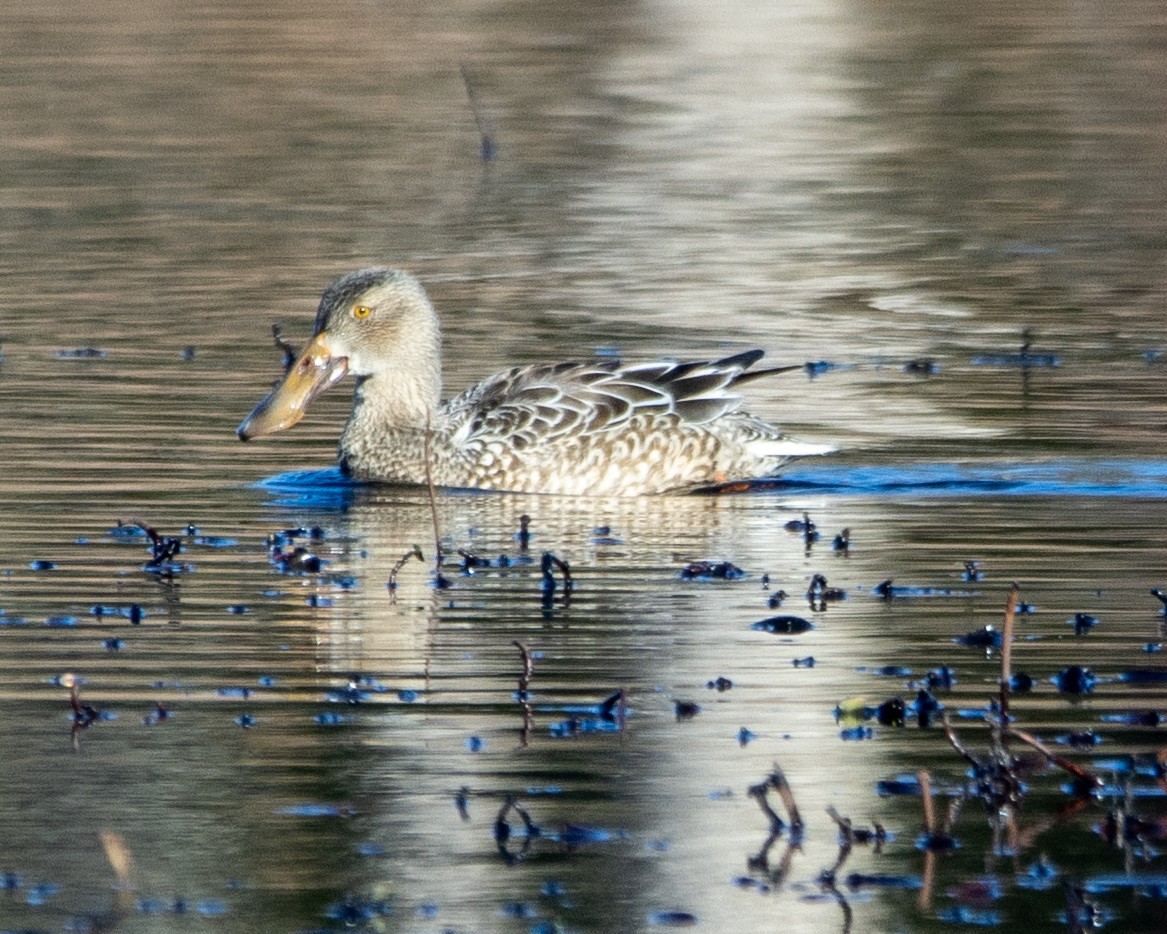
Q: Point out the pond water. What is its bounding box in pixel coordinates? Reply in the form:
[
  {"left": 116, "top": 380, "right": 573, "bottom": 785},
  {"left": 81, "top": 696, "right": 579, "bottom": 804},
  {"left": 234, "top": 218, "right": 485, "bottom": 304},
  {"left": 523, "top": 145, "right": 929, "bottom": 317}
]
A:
[{"left": 1, "top": 0, "right": 1166, "bottom": 932}]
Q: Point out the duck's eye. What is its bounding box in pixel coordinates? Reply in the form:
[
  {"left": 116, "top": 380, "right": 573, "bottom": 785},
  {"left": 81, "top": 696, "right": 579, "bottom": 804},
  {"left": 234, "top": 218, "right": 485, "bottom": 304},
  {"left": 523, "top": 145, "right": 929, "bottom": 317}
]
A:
[{"left": 353, "top": 305, "right": 372, "bottom": 319}]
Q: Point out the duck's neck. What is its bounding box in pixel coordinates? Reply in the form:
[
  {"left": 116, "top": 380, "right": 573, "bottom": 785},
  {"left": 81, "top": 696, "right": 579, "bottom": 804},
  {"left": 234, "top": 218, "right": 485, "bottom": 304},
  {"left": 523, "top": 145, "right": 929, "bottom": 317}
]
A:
[{"left": 349, "top": 365, "right": 441, "bottom": 433}]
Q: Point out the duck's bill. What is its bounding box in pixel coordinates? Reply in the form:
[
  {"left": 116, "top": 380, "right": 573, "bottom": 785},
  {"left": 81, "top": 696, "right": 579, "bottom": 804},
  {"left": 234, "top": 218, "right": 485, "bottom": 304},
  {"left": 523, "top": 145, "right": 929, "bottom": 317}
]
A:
[{"left": 237, "top": 333, "right": 348, "bottom": 440}]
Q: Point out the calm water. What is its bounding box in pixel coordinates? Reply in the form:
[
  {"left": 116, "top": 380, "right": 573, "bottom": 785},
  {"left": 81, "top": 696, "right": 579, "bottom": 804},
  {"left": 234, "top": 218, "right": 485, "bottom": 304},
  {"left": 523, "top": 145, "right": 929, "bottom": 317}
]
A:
[{"left": 1, "top": 0, "right": 1166, "bottom": 932}]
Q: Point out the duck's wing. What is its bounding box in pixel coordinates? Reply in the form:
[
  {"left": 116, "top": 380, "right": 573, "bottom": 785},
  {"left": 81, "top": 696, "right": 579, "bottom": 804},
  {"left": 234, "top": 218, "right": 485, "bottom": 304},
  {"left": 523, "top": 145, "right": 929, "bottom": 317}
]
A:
[{"left": 445, "top": 350, "right": 789, "bottom": 450}]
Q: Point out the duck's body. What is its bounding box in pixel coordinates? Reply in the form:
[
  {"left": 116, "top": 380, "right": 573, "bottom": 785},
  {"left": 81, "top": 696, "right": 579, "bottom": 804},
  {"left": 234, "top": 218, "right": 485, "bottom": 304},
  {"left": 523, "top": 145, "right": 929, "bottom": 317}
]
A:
[{"left": 238, "top": 268, "right": 833, "bottom": 495}]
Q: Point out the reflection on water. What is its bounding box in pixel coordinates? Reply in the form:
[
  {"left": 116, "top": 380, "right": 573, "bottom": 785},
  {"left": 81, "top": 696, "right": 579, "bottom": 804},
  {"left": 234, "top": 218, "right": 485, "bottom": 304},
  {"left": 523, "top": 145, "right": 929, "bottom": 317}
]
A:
[{"left": 2, "top": 0, "right": 1167, "bottom": 931}]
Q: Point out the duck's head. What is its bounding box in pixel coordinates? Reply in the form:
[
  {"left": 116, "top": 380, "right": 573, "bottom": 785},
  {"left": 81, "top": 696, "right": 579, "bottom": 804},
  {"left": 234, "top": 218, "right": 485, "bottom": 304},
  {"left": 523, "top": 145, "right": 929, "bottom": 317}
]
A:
[{"left": 237, "top": 267, "right": 441, "bottom": 440}]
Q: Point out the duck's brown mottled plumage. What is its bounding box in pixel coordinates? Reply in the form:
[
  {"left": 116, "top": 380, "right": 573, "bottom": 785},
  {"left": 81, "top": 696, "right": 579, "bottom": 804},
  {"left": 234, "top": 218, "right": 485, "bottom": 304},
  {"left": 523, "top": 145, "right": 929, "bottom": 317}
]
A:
[{"left": 237, "top": 267, "right": 834, "bottom": 495}]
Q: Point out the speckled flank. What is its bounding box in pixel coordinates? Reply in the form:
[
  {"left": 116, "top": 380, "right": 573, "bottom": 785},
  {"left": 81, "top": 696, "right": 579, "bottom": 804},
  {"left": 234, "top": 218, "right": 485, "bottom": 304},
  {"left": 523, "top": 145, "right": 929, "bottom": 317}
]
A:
[{"left": 340, "top": 412, "right": 799, "bottom": 495}]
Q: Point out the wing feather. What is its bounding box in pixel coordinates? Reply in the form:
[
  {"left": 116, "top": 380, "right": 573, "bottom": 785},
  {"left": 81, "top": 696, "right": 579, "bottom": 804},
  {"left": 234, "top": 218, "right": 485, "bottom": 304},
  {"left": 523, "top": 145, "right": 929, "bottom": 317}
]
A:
[{"left": 444, "top": 350, "right": 788, "bottom": 451}]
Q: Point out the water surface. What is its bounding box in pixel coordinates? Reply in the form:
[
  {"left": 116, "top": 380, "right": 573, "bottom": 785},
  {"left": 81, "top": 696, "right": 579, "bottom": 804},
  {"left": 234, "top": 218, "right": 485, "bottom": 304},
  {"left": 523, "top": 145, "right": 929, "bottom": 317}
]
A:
[{"left": 1, "top": 0, "right": 1166, "bottom": 932}]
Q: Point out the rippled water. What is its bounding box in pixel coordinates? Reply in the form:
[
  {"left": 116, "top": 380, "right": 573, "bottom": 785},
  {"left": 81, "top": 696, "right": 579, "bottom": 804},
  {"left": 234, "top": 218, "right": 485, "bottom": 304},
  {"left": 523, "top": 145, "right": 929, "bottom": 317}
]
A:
[{"left": 2, "top": 0, "right": 1166, "bottom": 932}]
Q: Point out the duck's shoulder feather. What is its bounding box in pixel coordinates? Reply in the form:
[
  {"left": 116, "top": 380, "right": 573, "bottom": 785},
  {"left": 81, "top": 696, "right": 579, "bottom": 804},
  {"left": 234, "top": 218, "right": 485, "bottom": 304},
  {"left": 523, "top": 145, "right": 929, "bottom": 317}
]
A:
[{"left": 441, "top": 349, "right": 780, "bottom": 452}]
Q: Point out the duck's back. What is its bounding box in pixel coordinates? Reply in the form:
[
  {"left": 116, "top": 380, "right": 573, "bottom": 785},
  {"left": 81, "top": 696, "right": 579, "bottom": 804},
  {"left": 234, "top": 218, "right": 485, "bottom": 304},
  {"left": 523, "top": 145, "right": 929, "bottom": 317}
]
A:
[{"left": 430, "top": 351, "right": 807, "bottom": 495}]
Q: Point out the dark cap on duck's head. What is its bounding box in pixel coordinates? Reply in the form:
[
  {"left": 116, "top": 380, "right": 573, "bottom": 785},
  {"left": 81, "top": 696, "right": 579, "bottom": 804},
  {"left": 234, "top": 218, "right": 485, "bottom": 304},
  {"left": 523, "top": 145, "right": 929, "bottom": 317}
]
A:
[{"left": 313, "top": 267, "right": 397, "bottom": 335}]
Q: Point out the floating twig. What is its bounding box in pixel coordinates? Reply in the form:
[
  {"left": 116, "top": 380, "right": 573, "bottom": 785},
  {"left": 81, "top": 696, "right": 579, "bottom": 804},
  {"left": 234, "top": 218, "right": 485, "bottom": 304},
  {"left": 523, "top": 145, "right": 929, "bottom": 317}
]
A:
[
  {"left": 749, "top": 762, "right": 803, "bottom": 836},
  {"left": 119, "top": 519, "right": 183, "bottom": 575},
  {"left": 271, "top": 323, "right": 297, "bottom": 373},
  {"left": 494, "top": 796, "right": 540, "bottom": 864},
  {"left": 514, "top": 640, "right": 533, "bottom": 696},
  {"left": 540, "top": 552, "right": 573, "bottom": 609},
  {"left": 386, "top": 545, "right": 424, "bottom": 599}
]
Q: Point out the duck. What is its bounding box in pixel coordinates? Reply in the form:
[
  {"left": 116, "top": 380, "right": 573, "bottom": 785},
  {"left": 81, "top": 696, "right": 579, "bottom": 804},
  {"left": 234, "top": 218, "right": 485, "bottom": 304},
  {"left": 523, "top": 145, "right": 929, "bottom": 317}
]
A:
[{"left": 237, "top": 267, "right": 834, "bottom": 495}]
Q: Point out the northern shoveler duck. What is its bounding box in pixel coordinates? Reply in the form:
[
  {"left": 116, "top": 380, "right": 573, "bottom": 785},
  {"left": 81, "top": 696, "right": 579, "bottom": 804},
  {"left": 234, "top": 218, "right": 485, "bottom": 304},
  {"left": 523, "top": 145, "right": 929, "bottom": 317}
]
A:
[{"left": 237, "top": 267, "right": 834, "bottom": 495}]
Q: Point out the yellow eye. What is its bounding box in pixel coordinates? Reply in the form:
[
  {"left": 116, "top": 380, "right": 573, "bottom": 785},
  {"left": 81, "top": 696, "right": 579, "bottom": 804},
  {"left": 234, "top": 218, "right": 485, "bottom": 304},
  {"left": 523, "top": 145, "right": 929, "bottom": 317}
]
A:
[{"left": 353, "top": 305, "right": 372, "bottom": 319}]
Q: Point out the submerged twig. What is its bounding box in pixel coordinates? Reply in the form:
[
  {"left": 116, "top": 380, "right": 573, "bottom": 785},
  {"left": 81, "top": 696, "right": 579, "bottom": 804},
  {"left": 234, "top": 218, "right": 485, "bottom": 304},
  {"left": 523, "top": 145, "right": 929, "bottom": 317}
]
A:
[
  {"left": 459, "top": 63, "right": 497, "bottom": 162},
  {"left": 423, "top": 413, "right": 445, "bottom": 583},
  {"left": 1005, "top": 726, "right": 1102, "bottom": 791},
  {"left": 999, "top": 581, "right": 1021, "bottom": 723},
  {"left": 514, "top": 640, "right": 534, "bottom": 746}
]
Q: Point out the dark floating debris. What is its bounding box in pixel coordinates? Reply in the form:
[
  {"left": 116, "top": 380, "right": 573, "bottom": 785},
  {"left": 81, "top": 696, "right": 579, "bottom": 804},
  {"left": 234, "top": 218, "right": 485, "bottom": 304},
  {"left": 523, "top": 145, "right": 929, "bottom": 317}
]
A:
[
  {"left": 706, "top": 676, "right": 733, "bottom": 692},
  {"left": 674, "top": 700, "right": 701, "bottom": 720},
  {"left": 325, "top": 674, "right": 386, "bottom": 705},
  {"left": 647, "top": 910, "right": 698, "bottom": 927},
  {"left": 541, "top": 551, "right": 572, "bottom": 590},
  {"left": 804, "top": 360, "right": 841, "bottom": 378},
  {"left": 1069, "top": 613, "right": 1100, "bottom": 636},
  {"left": 784, "top": 510, "right": 815, "bottom": 534},
  {"left": 955, "top": 626, "right": 1003, "bottom": 651},
  {"left": 1099, "top": 710, "right": 1162, "bottom": 726},
  {"left": 515, "top": 514, "right": 531, "bottom": 550},
  {"left": 826, "top": 804, "right": 887, "bottom": 850},
  {"left": 29, "top": 559, "right": 56, "bottom": 571},
  {"left": 902, "top": 358, "right": 939, "bottom": 375},
  {"left": 55, "top": 347, "right": 108, "bottom": 359},
  {"left": 875, "top": 579, "right": 978, "bottom": 599},
  {"left": 60, "top": 672, "right": 103, "bottom": 730},
  {"left": 1114, "top": 669, "right": 1167, "bottom": 684},
  {"left": 455, "top": 786, "right": 471, "bottom": 821},
  {"left": 458, "top": 548, "right": 492, "bottom": 574},
  {"left": 1052, "top": 665, "right": 1096, "bottom": 695},
  {"left": 271, "top": 322, "right": 297, "bottom": 372},
  {"left": 924, "top": 665, "right": 957, "bottom": 691},
  {"left": 324, "top": 897, "right": 392, "bottom": 925},
  {"left": 677, "top": 560, "right": 745, "bottom": 581},
  {"left": 807, "top": 573, "right": 846, "bottom": 610},
  {"left": 784, "top": 511, "right": 819, "bottom": 548},
  {"left": 495, "top": 796, "right": 541, "bottom": 864},
  {"left": 271, "top": 544, "right": 323, "bottom": 574},
  {"left": 547, "top": 689, "right": 627, "bottom": 738},
  {"left": 751, "top": 615, "right": 813, "bottom": 635},
  {"left": 591, "top": 525, "right": 623, "bottom": 545},
  {"left": 387, "top": 544, "right": 424, "bottom": 595},
  {"left": 117, "top": 519, "right": 186, "bottom": 576},
  {"left": 970, "top": 329, "right": 1061, "bottom": 368}
]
